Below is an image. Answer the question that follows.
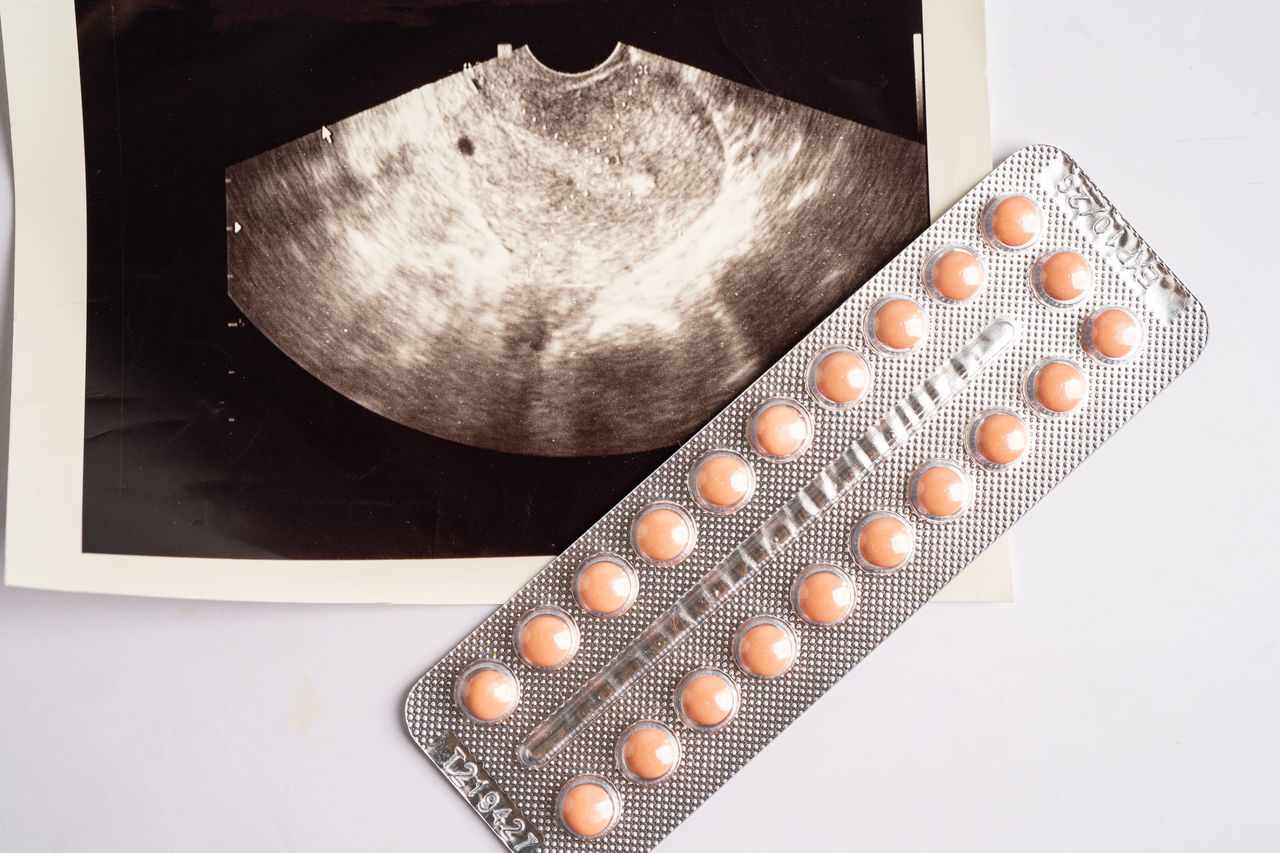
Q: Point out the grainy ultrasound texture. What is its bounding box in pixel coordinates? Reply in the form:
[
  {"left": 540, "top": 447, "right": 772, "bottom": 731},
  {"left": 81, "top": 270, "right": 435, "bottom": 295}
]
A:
[{"left": 227, "top": 44, "right": 926, "bottom": 457}]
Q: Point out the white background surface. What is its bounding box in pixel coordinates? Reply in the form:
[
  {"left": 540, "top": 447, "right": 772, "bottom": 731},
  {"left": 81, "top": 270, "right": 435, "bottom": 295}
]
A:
[{"left": 1, "top": 0, "right": 1277, "bottom": 850}]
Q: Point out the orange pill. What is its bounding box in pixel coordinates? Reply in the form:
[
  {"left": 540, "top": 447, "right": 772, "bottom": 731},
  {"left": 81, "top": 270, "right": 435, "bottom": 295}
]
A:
[
  {"left": 675, "top": 668, "right": 739, "bottom": 731},
  {"left": 809, "top": 347, "right": 871, "bottom": 407},
  {"left": 909, "top": 461, "right": 971, "bottom": 521},
  {"left": 792, "top": 564, "right": 856, "bottom": 625},
  {"left": 852, "top": 513, "right": 914, "bottom": 572},
  {"left": 455, "top": 661, "right": 520, "bottom": 723},
  {"left": 575, "top": 555, "right": 636, "bottom": 617},
  {"left": 631, "top": 503, "right": 695, "bottom": 565},
  {"left": 868, "top": 297, "right": 927, "bottom": 353},
  {"left": 515, "top": 607, "right": 579, "bottom": 670},
  {"left": 984, "top": 194, "right": 1041, "bottom": 250},
  {"left": 748, "top": 399, "right": 812, "bottom": 461},
  {"left": 734, "top": 617, "right": 797, "bottom": 679},
  {"left": 617, "top": 721, "right": 681, "bottom": 784},
  {"left": 690, "top": 451, "right": 754, "bottom": 513},
  {"left": 558, "top": 776, "right": 620, "bottom": 839},
  {"left": 1028, "top": 359, "right": 1087, "bottom": 415},
  {"left": 1034, "top": 251, "right": 1092, "bottom": 305},
  {"left": 1083, "top": 307, "right": 1143, "bottom": 362},
  {"left": 969, "top": 410, "right": 1030, "bottom": 468},
  {"left": 924, "top": 246, "right": 985, "bottom": 302}
]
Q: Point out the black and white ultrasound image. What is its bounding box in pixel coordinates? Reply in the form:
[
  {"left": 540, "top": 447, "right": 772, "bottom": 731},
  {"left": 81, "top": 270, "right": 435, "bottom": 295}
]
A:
[{"left": 79, "top": 0, "right": 928, "bottom": 560}]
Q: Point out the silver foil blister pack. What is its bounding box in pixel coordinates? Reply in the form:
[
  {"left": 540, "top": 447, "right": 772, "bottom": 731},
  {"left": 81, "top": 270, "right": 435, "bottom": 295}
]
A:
[{"left": 403, "top": 146, "right": 1209, "bottom": 851}]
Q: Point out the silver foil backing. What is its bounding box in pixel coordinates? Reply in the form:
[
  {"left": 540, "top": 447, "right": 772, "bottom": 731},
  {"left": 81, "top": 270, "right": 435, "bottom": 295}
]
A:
[{"left": 403, "top": 146, "right": 1210, "bottom": 852}]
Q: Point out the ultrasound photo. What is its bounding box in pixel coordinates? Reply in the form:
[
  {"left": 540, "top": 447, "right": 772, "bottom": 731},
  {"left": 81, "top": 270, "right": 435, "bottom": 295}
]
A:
[
  {"left": 80, "top": 0, "right": 929, "bottom": 561},
  {"left": 227, "top": 44, "right": 924, "bottom": 457}
]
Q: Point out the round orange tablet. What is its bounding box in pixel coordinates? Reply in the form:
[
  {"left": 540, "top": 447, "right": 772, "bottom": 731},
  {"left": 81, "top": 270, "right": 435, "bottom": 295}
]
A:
[
  {"left": 689, "top": 450, "right": 755, "bottom": 513},
  {"left": 1033, "top": 251, "right": 1092, "bottom": 305},
  {"left": 807, "top": 346, "right": 871, "bottom": 408},
  {"left": 616, "top": 721, "right": 681, "bottom": 785},
  {"left": 674, "top": 668, "right": 740, "bottom": 731},
  {"left": 908, "top": 460, "right": 972, "bottom": 521},
  {"left": 923, "top": 245, "right": 986, "bottom": 303},
  {"left": 631, "top": 502, "right": 695, "bottom": 566},
  {"left": 867, "top": 296, "right": 927, "bottom": 353},
  {"left": 747, "top": 398, "right": 812, "bottom": 461},
  {"left": 1026, "top": 359, "right": 1087, "bottom": 415},
  {"left": 1082, "top": 307, "right": 1143, "bottom": 362},
  {"left": 574, "top": 555, "right": 637, "bottom": 617},
  {"left": 558, "top": 775, "right": 621, "bottom": 839},
  {"left": 733, "top": 616, "right": 798, "bottom": 679},
  {"left": 850, "top": 512, "right": 914, "bottom": 573},
  {"left": 455, "top": 660, "right": 520, "bottom": 724},
  {"left": 968, "top": 409, "right": 1030, "bottom": 469},
  {"left": 514, "top": 606, "right": 580, "bottom": 670},
  {"left": 792, "top": 564, "right": 857, "bottom": 626},
  {"left": 983, "top": 194, "right": 1042, "bottom": 250}
]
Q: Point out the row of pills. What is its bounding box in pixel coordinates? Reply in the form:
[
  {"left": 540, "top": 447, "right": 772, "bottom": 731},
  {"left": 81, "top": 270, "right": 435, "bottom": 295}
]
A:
[
  {"left": 449, "top": 192, "right": 1151, "bottom": 840},
  {"left": 452, "top": 558, "right": 859, "bottom": 725}
]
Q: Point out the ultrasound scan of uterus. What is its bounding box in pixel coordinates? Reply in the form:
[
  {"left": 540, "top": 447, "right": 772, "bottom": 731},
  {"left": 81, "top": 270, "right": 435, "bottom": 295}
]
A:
[{"left": 226, "top": 44, "right": 926, "bottom": 457}]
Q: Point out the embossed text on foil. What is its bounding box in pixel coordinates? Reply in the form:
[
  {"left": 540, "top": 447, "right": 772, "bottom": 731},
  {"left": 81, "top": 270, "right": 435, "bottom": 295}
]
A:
[
  {"left": 1044, "top": 159, "right": 1189, "bottom": 322},
  {"left": 426, "top": 732, "right": 541, "bottom": 852}
]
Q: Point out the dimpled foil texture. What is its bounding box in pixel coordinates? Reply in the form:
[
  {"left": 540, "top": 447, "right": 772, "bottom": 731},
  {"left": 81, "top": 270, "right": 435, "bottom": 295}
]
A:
[{"left": 403, "top": 146, "right": 1209, "bottom": 852}]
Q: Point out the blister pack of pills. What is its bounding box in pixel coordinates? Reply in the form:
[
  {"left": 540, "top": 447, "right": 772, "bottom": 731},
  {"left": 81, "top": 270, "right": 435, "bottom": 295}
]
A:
[{"left": 402, "top": 146, "right": 1209, "bottom": 852}]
